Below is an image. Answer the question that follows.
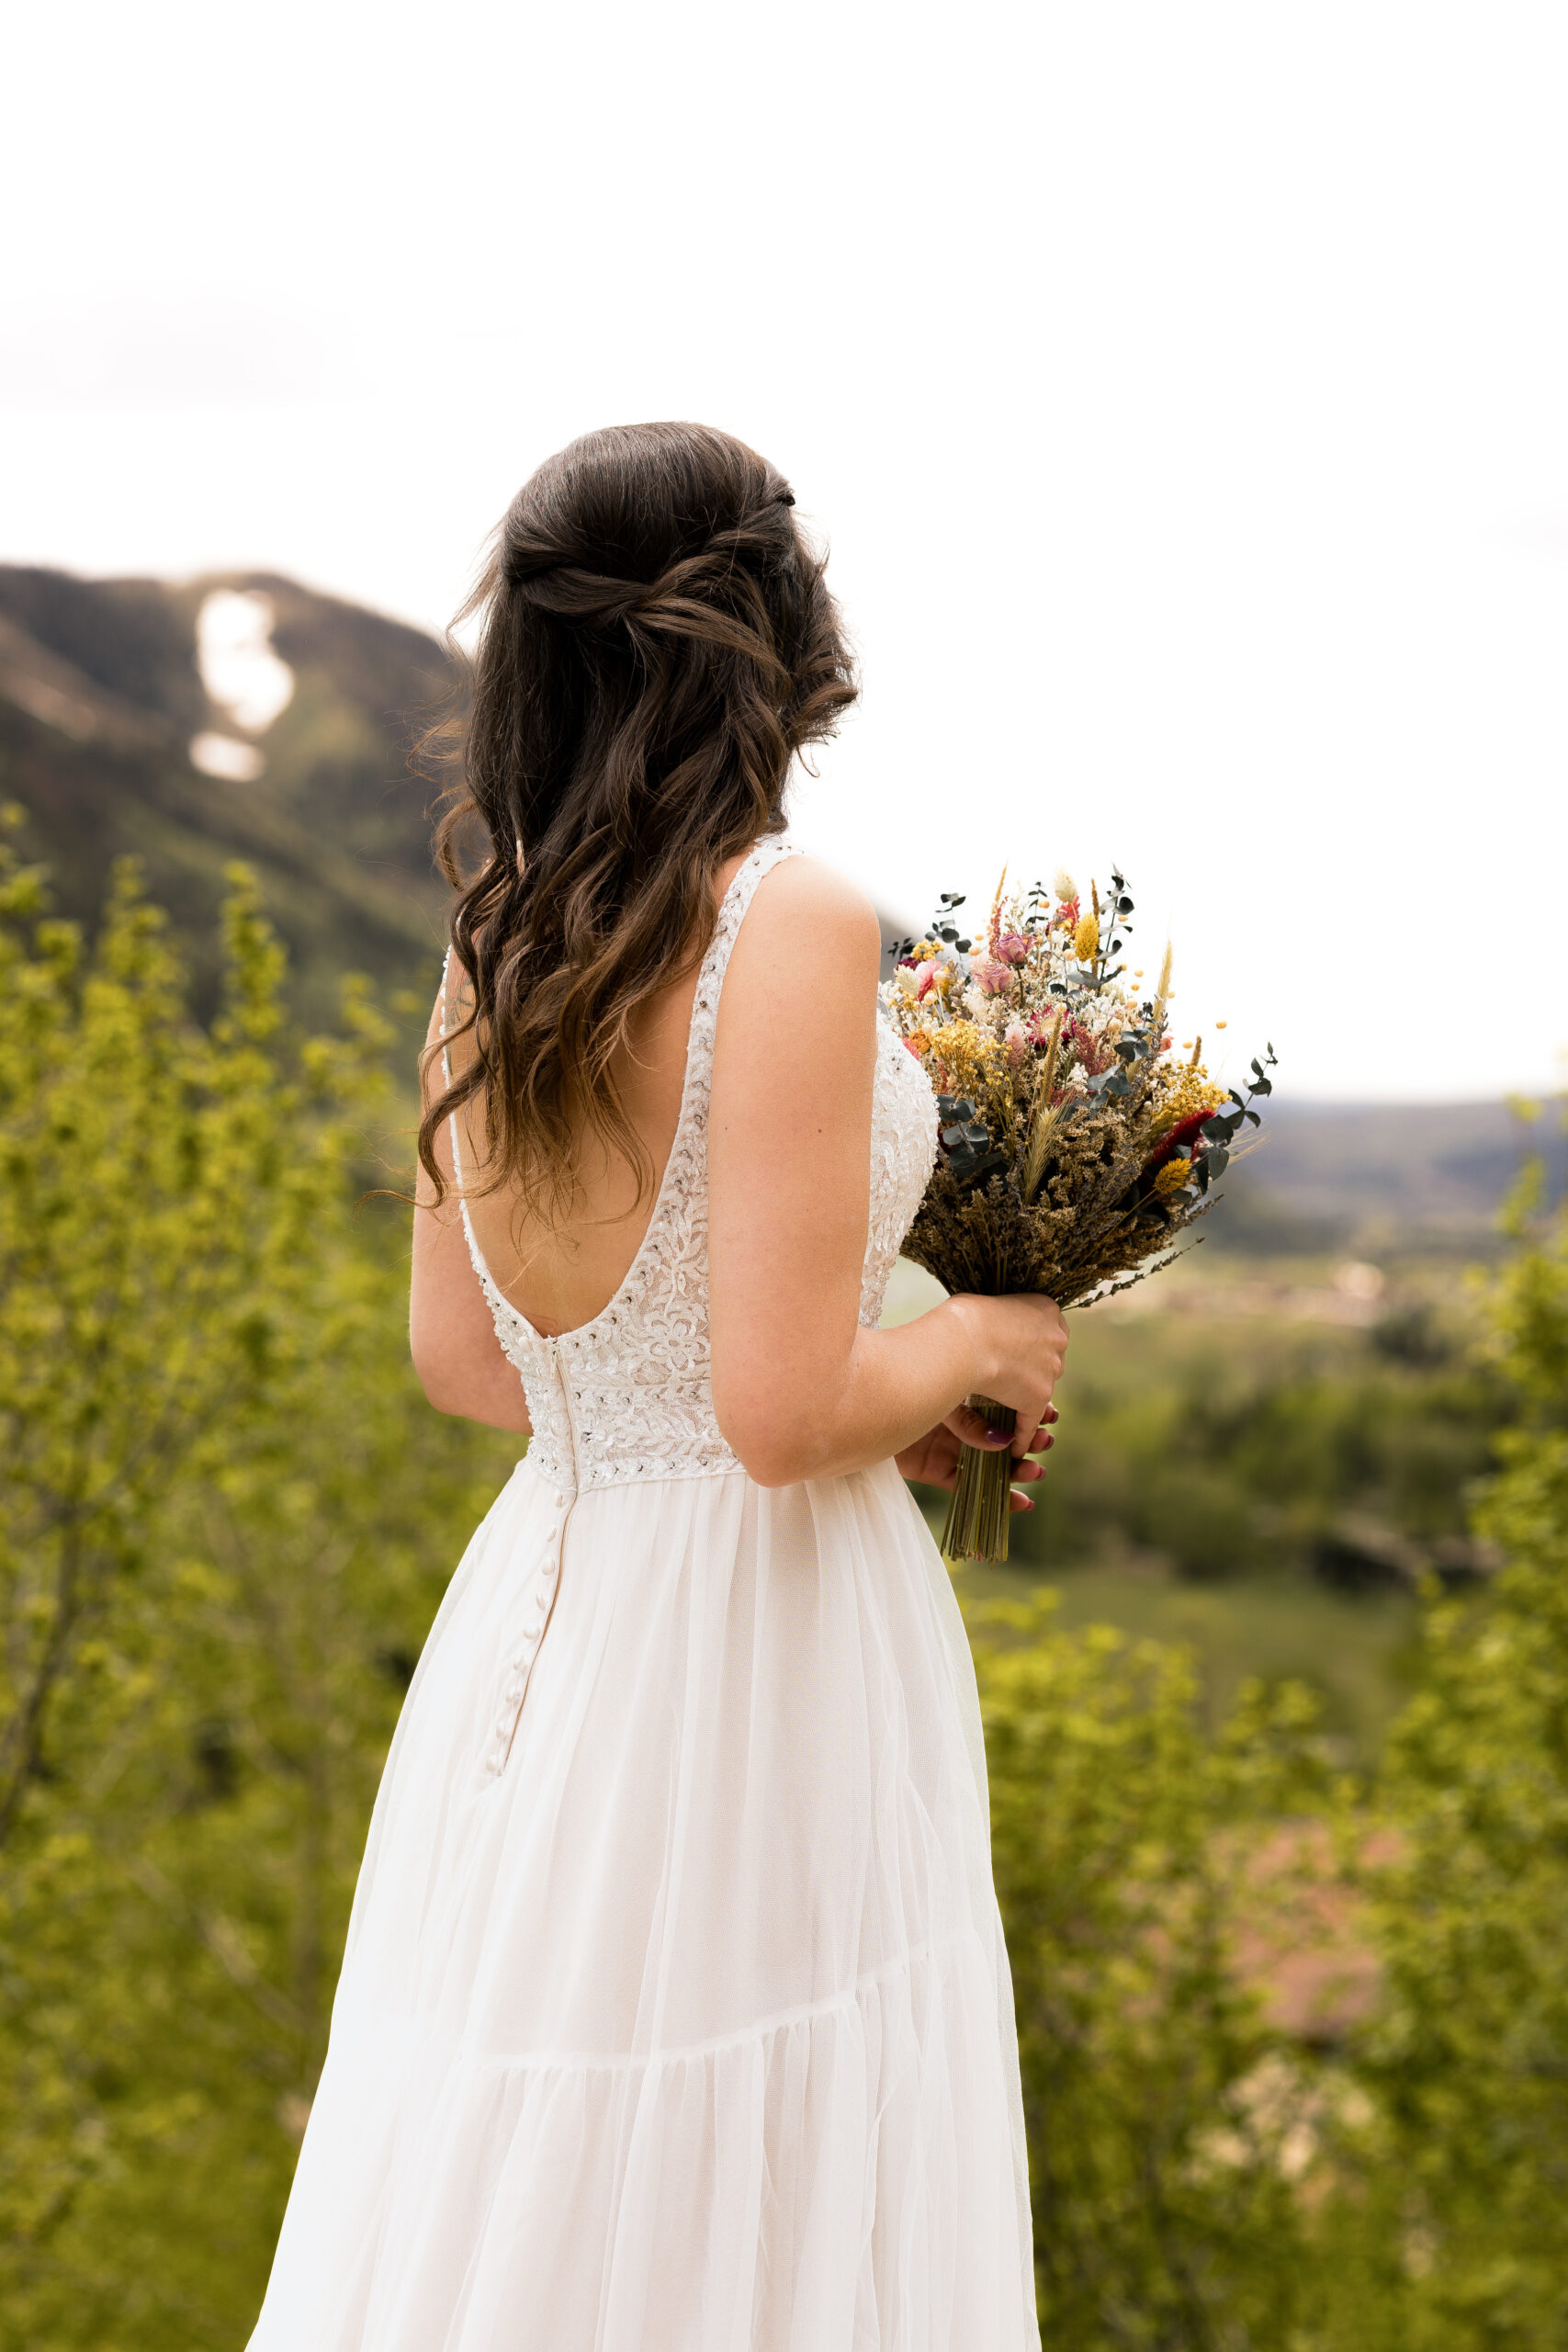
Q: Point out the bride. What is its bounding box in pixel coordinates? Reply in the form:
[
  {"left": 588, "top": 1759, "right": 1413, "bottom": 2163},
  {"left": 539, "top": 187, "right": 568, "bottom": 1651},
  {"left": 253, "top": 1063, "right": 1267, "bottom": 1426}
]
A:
[{"left": 247, "top": 422, "right": 1067, "bottom": 2350}]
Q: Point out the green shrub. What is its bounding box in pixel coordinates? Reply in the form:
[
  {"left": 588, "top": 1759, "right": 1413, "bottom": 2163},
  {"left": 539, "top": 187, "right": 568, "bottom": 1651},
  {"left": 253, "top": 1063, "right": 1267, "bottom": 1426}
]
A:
[
  {"left": 1318, "top": 1154, "right": 1568, "bottom": 2350},
  {"left": 973, "top": 1591, "right": 1325, "bottom": 2343}
]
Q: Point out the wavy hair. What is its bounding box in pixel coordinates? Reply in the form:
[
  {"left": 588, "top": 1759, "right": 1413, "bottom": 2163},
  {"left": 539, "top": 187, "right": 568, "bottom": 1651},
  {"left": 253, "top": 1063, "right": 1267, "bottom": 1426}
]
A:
[{"left": 417, "top": 422, "right": 857, "bottom": 1220}]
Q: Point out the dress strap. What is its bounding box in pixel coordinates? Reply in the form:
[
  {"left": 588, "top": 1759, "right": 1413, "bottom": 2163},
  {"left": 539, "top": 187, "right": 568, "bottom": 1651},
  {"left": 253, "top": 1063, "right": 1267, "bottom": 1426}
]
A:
[
  {"left": 437, "top": 945, "right": 467, "bottom": 1190},
  {"left": 678, "top": 835, "right": 799, "bottom": 1122},
  {"left": 706, "top": 834, "right": 799, "bottom": 989}
]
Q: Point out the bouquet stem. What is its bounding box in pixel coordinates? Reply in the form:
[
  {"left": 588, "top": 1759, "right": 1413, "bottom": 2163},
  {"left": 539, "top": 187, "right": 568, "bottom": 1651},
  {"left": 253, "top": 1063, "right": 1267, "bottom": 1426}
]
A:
[{"left": 940, "top": 1395, "right": 1017, "bottom": 1564}]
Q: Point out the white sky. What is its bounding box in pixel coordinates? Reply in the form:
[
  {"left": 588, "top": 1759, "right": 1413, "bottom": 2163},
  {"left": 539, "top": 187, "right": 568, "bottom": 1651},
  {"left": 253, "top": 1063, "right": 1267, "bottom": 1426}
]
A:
[{"left": 4, "top": 0, "right": 1565, "bottom": 1101}]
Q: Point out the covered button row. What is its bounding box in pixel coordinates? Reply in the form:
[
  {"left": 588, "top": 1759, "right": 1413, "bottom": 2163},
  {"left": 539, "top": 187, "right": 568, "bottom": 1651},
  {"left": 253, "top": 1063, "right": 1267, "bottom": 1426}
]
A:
[{"left": 483, "top": 1494, "right": 567, "bottom": 1776}]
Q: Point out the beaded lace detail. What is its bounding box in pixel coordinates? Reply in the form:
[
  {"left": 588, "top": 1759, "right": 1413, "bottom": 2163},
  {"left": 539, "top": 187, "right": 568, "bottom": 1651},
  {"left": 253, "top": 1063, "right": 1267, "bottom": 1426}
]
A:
[
  {"left": 444, "top": 837, "right": 938, "bottom": 1496},
  {"left": 861, "top": 1011, "right": 939, "bottom": 1328}
]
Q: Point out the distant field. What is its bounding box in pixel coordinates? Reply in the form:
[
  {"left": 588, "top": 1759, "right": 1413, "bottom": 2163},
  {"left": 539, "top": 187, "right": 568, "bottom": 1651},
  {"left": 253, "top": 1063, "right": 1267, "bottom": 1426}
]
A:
[
  {"left": 947, "top": 1554, "right": 1421, "bottom": 1766},
  {"left": 886, "top": 1240, "right": 1515, "bottom": 1769}
]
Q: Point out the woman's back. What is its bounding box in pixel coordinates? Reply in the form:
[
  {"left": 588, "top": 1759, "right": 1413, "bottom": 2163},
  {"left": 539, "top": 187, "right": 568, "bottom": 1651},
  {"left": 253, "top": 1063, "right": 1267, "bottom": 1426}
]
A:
[
  {"left": 430, "top": 839, "right": 943, "bottom": 1504},
  {"left": 446, "top": 847, "right": 751, "bottom": 1340}
]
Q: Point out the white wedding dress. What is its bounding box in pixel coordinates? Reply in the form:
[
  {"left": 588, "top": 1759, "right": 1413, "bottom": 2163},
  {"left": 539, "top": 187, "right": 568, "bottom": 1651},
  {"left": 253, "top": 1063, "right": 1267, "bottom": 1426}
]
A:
[{"left": 247, "top": 837, "right": 1038, "bottom": 2350}]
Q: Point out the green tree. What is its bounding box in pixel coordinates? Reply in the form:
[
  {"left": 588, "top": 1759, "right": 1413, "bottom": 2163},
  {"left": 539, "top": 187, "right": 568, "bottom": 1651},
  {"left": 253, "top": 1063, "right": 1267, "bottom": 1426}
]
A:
[{"left": 0, "top": 831, "right": 514, "bottom": 2346}]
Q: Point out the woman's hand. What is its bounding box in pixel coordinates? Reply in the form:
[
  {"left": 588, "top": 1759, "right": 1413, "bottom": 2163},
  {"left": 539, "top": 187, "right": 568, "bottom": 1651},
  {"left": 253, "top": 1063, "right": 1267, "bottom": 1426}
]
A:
[
  {"left": 896, "top": 1403, "right": 1058, "bottom": 1511},
  {"left": 941, "top": 1291, "right": 1070, "bottom": 1458}
]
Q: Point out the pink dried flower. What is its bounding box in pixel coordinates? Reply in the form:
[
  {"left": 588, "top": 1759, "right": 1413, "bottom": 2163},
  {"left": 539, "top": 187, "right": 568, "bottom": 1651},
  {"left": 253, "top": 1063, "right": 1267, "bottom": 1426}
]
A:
[
  {"left": 1066, "top": 1013, "right": 1113, "bottom": 1077},
  {"left": 969, "top": 956, "right": 1012, "bottom": 995},
  {"left": 1004, "top": 1018, "right": 1030, "bottom": 1068},
  {"left": 996, "top": 931, "right": 1031, "bottom": 967}
]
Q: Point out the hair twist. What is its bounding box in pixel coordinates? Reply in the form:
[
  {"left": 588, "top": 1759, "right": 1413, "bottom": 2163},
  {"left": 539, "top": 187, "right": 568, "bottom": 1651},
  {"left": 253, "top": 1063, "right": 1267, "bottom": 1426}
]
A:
[{"left": 417, "top": 423, "right": 855, "bottom": 1225}]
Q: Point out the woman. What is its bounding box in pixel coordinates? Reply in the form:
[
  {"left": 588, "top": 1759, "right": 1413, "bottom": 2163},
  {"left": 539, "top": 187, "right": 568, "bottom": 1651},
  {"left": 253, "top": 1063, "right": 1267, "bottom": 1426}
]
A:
[{"left": 248, "top": 423, "right": 1066, "bottom": 2349}]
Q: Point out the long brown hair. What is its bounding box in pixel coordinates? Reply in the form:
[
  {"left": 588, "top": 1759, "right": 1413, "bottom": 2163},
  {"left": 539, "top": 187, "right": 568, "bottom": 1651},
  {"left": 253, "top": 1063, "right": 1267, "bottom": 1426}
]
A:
[{"left": 417, "top": 422, "right": 856, "bottom": 1218}]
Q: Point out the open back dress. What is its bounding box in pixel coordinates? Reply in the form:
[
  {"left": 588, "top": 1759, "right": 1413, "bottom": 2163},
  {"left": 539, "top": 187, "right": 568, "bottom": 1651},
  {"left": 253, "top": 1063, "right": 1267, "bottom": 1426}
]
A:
[{"left": 247, "top": 836, "right": 1039, "bottom": 2350}]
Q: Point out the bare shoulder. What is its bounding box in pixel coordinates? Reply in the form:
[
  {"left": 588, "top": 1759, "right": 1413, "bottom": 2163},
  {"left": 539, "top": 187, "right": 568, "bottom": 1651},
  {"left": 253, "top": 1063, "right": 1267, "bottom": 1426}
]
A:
[
  {"left": 716, "top": 854, "right": 882, "bottom": 1086},
  {"left": 730, "top": 853, "right": 882, "bottom": 976}
]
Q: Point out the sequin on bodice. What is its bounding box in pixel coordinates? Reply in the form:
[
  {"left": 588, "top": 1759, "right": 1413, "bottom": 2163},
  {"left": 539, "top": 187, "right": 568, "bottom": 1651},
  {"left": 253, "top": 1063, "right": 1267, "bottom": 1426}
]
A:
[{"left": 446, "top": 838, "right": 939, "bottom": 1498}]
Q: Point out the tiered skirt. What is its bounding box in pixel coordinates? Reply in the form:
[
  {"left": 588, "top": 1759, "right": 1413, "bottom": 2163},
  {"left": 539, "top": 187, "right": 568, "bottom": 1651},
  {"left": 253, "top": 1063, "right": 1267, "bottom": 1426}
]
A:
[{"left": 248, "top": 1458, "right": 1037, "bottom": 2350}]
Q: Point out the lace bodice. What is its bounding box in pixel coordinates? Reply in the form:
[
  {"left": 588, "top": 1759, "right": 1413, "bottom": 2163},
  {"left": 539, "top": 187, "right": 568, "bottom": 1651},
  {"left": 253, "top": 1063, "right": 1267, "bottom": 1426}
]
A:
[{"left": 445, "top": 837, "right": 939, "bottom": 1498}]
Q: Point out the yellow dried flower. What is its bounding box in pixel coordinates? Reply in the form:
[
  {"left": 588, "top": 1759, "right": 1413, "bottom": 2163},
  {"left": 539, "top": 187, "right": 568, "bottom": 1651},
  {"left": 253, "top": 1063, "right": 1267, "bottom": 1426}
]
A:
[
  {"left": 1154, "top": 1159, "right": 1192, "bottom": 1196},
  {"left": 1073, "top": 910, "right": 1100, "bottom": 964},
  {"left": 931, "top": 1019, "right": 1005, "bottom": 1092},
  {"left": 1150, "top": 1065, "right": 1227, "bottom": 1136}
]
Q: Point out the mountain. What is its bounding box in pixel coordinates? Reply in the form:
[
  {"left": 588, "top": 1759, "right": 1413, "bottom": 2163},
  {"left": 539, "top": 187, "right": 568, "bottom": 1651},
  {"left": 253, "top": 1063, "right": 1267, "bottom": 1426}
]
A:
[
  {"left": 1212, "top": 1097, "right": 1563, "bottom": 1258},
  {"left": 3, "top": 562, "right": 1553, "bottom": 1257},
  {"left": 0, "top": 564, "right": 453, "bottom": 1030},
  {"left": 0, "top": 561, "right": 924, "bottom": 1036}
]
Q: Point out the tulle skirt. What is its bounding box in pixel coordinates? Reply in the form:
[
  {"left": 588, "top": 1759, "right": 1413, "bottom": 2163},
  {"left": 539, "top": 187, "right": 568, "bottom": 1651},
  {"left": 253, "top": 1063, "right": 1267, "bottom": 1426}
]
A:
[{"left": 246, "top": 1456, "right": 1038, "bottom": 2350}]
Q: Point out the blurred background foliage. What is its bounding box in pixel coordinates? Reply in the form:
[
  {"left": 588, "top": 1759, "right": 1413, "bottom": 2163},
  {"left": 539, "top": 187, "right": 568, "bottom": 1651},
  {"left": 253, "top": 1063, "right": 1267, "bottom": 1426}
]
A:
[{"left": 2, "top": 570, "right": 1567, "bottom": 2346}]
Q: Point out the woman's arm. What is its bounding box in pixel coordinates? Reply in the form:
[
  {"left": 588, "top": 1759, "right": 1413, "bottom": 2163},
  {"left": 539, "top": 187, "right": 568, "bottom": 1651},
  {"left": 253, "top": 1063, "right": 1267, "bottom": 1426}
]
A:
[
  {"left": 707, "top": 858, "right": 1067, "bottom": 1488},
  {"left": 409, "top": 985, "right": 533, "bottom": 1434}
]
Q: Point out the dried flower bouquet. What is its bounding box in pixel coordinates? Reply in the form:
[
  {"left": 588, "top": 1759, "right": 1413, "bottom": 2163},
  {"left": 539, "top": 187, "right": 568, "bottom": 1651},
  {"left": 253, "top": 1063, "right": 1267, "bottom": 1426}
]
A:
[{"left": 883, "top": 868, "right": 1275, "bottom": 1562}]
